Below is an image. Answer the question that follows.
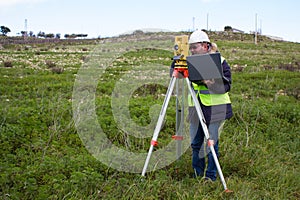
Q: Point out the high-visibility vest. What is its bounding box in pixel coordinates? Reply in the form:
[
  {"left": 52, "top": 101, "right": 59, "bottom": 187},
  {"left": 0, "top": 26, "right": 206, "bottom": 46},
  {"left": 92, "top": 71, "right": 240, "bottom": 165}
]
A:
[
  {"left": 188, "top": 83, "right": 231, "bottom": 106},
  {"left": 188, "top": 56, "right": 231, "bottom": 106}
]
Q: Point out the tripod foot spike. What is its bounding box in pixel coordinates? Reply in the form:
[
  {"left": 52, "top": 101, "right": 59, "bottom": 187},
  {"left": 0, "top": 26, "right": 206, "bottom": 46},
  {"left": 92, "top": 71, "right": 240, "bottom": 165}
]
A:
[{"left": 224, "top": 189, "right": 233, "bottom": 193}]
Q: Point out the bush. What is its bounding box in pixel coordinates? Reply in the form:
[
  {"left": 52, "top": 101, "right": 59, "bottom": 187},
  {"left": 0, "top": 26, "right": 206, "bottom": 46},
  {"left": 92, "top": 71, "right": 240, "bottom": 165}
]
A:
[
  {"left": 51, "top": 67, "right": 64, "bottom": 74},
  {"left": 45, "top": 60, "right": 56, "bottom": 68},
  {"left": 224, "top": 26, "right": 233, "bottom": 31},
  {"left": 3, "top": 61, "right": 13, "bottom": 68}
]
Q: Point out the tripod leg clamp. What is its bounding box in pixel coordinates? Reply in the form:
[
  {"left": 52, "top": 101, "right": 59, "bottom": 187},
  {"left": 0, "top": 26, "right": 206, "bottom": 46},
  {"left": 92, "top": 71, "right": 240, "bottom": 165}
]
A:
[
  {"left": 151, "top": 140, "right": 158, "bottom": 146},
  {"left": 207, "top": 139, "right": 215, "bottom": 147},
  {"left": 172, "top": 135, "right": 183, "bottom": 140}
]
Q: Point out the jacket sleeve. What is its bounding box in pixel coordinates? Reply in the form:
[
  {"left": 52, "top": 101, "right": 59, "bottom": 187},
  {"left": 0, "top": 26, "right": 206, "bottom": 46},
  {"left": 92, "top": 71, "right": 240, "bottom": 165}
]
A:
[{"left": 222, "top": 59, "right": 232, "bottom": 92}]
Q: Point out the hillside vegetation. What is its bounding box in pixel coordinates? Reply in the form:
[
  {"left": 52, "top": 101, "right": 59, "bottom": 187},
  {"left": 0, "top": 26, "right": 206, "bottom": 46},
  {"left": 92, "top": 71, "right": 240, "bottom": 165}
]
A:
[{"left": 0, "top": 31, "right": 299, "bottom": 199}]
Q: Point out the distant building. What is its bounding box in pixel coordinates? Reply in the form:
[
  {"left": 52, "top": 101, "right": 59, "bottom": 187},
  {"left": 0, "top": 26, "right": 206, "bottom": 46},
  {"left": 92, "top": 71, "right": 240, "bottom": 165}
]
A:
[
  {"left": 232, "top": 28, "right": 244, "bottom": 33},
  {"left": 224, "top": 26, "right": 244, "bottom": 33},
  {"left": 265, "top": 35, "right": 284, "bottom": 41}
]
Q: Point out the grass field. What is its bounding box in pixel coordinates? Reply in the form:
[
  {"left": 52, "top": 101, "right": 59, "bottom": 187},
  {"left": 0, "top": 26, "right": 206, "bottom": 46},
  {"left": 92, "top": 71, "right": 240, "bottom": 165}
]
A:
[{"left": 0, "top": 32, "right": 299, "bottom": 199}]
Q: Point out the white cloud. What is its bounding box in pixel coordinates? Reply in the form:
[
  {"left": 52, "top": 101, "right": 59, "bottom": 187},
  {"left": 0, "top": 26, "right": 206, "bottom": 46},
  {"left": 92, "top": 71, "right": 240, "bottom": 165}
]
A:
[{"left": 0, "top": 0, "right": 46, "bottom": 7}]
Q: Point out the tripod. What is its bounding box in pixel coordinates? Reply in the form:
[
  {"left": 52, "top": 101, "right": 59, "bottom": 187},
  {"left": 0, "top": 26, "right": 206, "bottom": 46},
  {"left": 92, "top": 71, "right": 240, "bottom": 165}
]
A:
[{"left": 141, "top": 67, "right": 231, "bottom": 192}]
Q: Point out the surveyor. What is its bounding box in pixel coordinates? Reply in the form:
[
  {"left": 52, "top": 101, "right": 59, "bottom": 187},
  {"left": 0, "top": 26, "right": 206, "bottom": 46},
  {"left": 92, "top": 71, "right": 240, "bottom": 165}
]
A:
[{"left": 186, "top": 30, "right": 233, "bottom": 181}]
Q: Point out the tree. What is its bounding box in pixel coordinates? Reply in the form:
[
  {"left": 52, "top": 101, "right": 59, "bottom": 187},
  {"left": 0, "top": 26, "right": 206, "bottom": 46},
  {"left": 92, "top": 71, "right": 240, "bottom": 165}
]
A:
[
  {"left": 64, "top": 34, "right": 77, "bottom": 39},
  {"left": 45, "top": 33, "right": 54, "bottom": 38},
  {"left": 76, "top": 34, "right": 88, "bottom": 38},
  {"left": 21, "top": 31, "right": 28, "bottom": 37},
  {"left": 64, "top": 33, "right": 88, "bottom": 39},
  {"left": 0, "top": 26, "right": 11, "bottom": 36},
  {"left": 37, "top": 31, "right": 45, "bottom": 38},
  {"left": 224, "top": 26, "right": 233, "bottom": 32},
  {"left": 29, "top": 31, "right": 34, "bottom": 37}
]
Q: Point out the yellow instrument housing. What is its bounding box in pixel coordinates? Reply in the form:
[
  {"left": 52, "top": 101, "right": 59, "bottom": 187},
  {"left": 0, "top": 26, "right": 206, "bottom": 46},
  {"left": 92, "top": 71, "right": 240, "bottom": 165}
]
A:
[{"left": 173, "top": 35, "right": 189, "bottom": 68}]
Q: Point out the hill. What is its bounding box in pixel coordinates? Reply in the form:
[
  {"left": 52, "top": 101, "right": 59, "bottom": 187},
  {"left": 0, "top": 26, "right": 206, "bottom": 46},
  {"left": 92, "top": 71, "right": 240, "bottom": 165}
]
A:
[{"left": 0, "top": 31, "right": 299, "bottom": 199}]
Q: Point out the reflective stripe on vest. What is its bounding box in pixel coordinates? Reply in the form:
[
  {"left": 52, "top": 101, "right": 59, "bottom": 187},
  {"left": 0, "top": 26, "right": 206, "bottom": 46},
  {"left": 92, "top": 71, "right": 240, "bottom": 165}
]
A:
[
  {"left": 198, "top": 85, "right": 231, "bottom": 106},
  {"left": 188, "top": 82, "right": 231, "bottom": 106}
]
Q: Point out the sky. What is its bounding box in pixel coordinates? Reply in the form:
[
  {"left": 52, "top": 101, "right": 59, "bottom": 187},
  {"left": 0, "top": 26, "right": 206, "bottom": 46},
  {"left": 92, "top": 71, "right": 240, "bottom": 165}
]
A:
[{"left": 1, "top": 0, "right": 300, "bottom": 43}]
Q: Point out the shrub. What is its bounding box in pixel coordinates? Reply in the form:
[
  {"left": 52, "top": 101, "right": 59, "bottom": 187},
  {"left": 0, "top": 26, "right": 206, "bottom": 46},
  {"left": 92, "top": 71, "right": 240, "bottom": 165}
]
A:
[
  {"left": 45, "top": 60, "right": 56, "bottom": 68},
  {"left": 3, "top": 61, "right": 13, "bottom": 68},
  {"left": 51, "top": 67, "right": 64, "bottom": 74},
  {"left": 224, "top": 26, "right": 233, "bottom": 31}
]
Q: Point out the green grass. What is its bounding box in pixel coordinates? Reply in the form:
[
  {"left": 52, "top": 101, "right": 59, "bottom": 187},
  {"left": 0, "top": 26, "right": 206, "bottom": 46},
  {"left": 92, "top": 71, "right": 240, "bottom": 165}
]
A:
[{"left": 0, "top": 33, "right": 300, "bottom": 199}]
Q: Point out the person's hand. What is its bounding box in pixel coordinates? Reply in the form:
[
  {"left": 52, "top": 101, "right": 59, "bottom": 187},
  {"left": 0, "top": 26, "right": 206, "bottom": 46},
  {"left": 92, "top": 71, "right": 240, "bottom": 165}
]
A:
[{"left": 202, "top": 79, "right": 215, "bottom": 87}]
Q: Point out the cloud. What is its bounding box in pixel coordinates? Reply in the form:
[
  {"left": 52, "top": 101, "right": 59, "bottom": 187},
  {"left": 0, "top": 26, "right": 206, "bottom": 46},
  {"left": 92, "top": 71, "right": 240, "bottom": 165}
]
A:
[{"left": 0, "top": 0, "right": 46, "bottom": 7}]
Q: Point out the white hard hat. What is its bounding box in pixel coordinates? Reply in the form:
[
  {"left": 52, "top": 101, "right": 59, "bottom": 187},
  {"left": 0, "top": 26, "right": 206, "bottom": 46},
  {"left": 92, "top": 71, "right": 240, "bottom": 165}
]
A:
[{"left": 188, "top": 30, "right": 210, "bottom": 44}]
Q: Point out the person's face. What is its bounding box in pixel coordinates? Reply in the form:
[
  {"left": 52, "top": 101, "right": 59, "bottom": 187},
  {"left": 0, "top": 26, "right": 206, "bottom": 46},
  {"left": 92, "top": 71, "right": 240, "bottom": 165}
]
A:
[{"left": 189, "top": 43, "right": 208, "bottom": 55}]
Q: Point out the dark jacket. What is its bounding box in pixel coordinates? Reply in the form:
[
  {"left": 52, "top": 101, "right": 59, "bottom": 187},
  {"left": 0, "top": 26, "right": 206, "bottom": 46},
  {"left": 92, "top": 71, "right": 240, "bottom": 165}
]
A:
[
  {"left": 200, "top": 59, "right": 233, "bottom": 124},
  {"left": 170, "top": 59, "right": 233, "bottom": 124}
]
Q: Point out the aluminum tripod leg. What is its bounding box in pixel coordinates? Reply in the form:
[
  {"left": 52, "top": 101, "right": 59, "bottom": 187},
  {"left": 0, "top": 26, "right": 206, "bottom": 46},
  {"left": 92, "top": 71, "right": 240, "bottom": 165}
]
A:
[
  {"left": 185, "top": 78, "right": 229, "bottom": 191},
  {"left": 175, "top": 78, "right": 184, "bottom": 160},
  {"left": 141, "top": 76, "right": 177, "bottom": 176}
]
